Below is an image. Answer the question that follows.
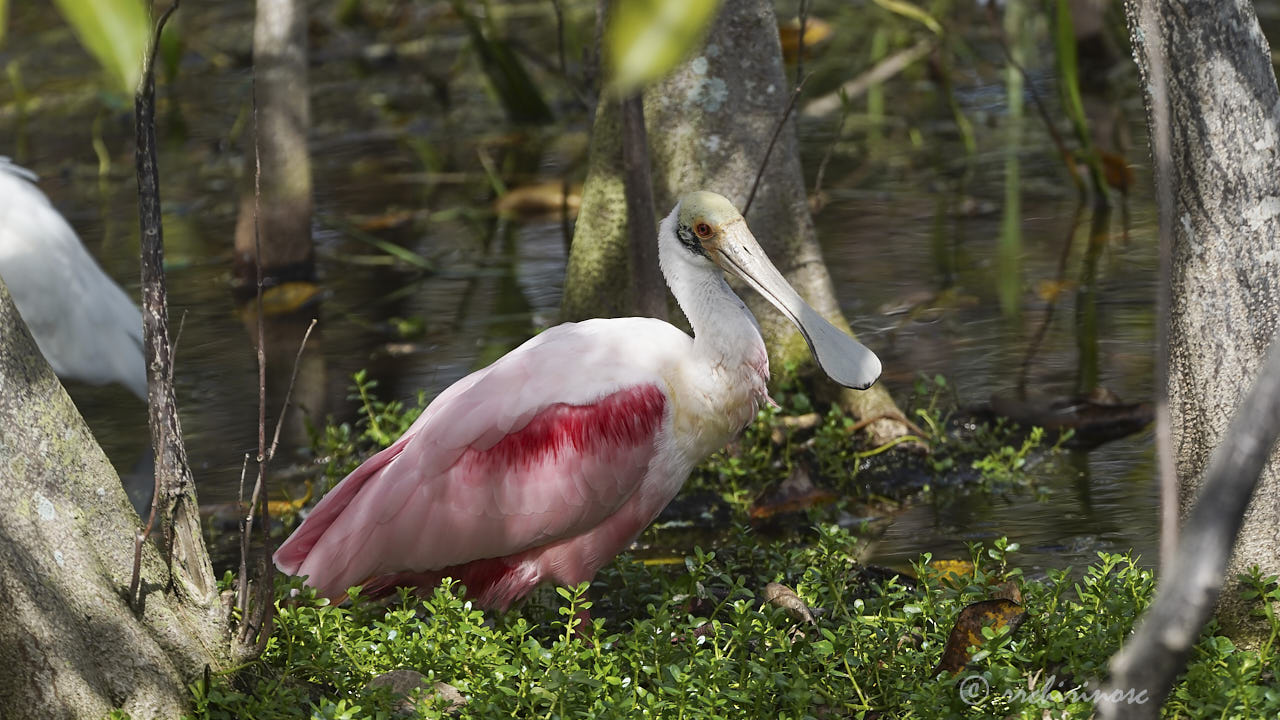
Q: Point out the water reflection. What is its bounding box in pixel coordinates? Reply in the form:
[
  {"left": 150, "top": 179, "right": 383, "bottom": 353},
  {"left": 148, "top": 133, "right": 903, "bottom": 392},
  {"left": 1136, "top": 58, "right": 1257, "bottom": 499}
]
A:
[
  {"left": 997, "top": 0, "right": 1028, "bottom": 318},
  {"left": 1075, "top": 207, "right": 1109, "bottom": 395},
  {"left": 236, "top": 303, "right": 327, "bottom": 456},
  {"left": 867, "top": 433, "right": 1158, "bottom": 573}
]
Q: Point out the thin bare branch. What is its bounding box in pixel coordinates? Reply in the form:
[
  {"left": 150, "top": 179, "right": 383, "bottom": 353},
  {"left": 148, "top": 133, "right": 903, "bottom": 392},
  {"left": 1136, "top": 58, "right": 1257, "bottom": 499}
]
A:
[
  {"left": 743, "top": 73, "right": 810, "bottom": 217},
  {"left": 1100, "top": 331, "right": 1280, "bottom": 716},
  {"left": 846, "top": 412, "right": 928, "bottom": 440},
  {"left": 238, "top": 64, "right": 267, "bottom": 617},
  {"left": 237, "top": 453, "right": 250, "bottom": 511},
  {"left": 1144, "top": 0, "right": 1178, "bottom": 580},
  {"left": 129, "top": 494, "right": 160, "bottom": 608},
  {"left": 267, "top": 318, "right": 317, "bottom": 462},
  {"left": 1101, "top": 2, "right": 1280, "bottom": 710},
  {"left": 803, "top": 38, "right": 933, "bottom": 117}
]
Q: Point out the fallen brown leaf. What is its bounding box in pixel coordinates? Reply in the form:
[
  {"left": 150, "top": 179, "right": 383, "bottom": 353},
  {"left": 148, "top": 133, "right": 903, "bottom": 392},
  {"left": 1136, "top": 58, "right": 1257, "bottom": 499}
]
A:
[
  {"left": 992, "top": 581, "right": 1023, "bottom": 604},
  {"left": 778, "top": 17, "right": 833, "bottom": 63},
  {"left": 933, "top": 598, "right": 1027, "bottom": 676},
  {"left": 763, "top": 582, "right": 815, "bottom": 624},
  {"left": 749, "top": 464, "right": 836, "bottom": 520},
  {"left": 355, "top": 209, "right": 416, "bottom": 231},
  {"left": 494, "top": 182, "right": 583, "bottom": 220},
  {"left": 926, "top": 559, "right": 975, "bottom": 587}
]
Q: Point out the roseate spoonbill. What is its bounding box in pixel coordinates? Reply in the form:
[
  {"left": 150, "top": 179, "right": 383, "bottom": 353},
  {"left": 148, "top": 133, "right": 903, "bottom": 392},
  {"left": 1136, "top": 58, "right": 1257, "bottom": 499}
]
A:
[
  {"left": 275, "top": 191, "right": 880, "bottom": 609},
  {"left": 0, "top": 158, "right": 147, "bottom": 399}
]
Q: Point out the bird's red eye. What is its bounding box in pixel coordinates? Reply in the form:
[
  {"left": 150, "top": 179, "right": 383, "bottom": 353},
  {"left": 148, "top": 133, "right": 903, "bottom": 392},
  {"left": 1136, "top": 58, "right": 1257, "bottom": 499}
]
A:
[{"left": 694, "top": 222, "right": 713, "bottom": 239}]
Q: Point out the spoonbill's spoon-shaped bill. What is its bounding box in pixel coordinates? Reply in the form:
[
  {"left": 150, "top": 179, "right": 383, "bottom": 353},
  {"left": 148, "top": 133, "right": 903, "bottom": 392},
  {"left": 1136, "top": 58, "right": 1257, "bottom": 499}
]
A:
[{"left": 677, "top": 191, "right": 880, "bottom": 390}]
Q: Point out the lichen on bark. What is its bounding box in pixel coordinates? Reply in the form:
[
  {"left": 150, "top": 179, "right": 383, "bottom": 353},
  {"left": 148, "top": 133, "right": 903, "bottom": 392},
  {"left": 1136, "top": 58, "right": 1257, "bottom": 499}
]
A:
[
  {"left": 562, "top": 99, "right": 634, "bottom": 321},
  {"left": 1126, "top": 0, "right": 1280, "bottom": 644},
  {"left": 0, "top": 278, "right": 230, "bottom": 717}
]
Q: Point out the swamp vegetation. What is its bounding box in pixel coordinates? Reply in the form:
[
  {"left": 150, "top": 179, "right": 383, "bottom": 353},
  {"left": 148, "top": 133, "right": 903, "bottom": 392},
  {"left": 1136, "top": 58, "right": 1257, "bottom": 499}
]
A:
[
  {"left": 192, "top": 378, "right": 1280, "bottom": 719},
  {"left": 6, "top": 0, "right": 1280, "bottom": 716}
]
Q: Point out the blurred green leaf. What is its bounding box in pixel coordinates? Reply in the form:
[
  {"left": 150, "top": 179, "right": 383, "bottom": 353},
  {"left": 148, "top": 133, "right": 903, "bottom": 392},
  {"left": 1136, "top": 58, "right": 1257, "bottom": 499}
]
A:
[
  {"left": 605, "top": 0, "right": 721, "bottom": 95},
  {"left": 0, "top": 0, "right": 8, "bottom": 46},
  {"left": 871, "top": 0, "right": 942, "bottom": 35},
  {"left": 1054, "top": 0, "right": 1089, "bottom": 139},
  {"left": 52, "top": 0, "right": 149, "bottom": 95},
  {"left": 158, "top": 13, "right": 183, "bottom": 85},
  {"left": 1054, "top": 0, "right": 1107, "bottom": 199}
]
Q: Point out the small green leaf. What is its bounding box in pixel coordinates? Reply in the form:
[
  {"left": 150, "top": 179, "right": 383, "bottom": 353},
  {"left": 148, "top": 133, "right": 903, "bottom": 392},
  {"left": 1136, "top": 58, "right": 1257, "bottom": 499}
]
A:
[
  {"left": 52, "top": 0, "right": 148, "bottom": 95},
  {"left": 871, "top": 0, "right": 943, "bottom": 35},
  {"left": 605, "top": 0, "right": 721, "bottom": 95}
]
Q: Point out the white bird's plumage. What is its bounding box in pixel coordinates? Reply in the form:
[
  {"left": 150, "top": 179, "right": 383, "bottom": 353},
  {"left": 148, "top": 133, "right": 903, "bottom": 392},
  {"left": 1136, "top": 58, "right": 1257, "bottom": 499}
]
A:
[{"left": 0, "top": 158, "right": 147, "bottom": 398}]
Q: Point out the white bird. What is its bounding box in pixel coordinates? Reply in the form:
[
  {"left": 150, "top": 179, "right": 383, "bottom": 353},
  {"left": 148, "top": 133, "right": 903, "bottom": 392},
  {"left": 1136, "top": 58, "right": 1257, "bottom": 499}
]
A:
[
  {"left": 0, "top": 158, "right": 147, "bottom": 399},
  {"left": 275, "top": 191, "right": 880, "bottom": 609}
]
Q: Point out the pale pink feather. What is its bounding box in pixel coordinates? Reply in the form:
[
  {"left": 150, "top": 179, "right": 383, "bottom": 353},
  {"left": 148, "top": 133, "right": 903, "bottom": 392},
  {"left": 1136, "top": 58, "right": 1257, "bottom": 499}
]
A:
[{"left": 274, "top": 318, "right": 691, "bottom": 605}]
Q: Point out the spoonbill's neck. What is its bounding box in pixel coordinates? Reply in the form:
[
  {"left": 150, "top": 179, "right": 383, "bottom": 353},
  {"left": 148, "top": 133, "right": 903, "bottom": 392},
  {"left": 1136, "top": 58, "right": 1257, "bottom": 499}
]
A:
[{"left": 657, "top": 214, "right": 766, "bottom": 371}]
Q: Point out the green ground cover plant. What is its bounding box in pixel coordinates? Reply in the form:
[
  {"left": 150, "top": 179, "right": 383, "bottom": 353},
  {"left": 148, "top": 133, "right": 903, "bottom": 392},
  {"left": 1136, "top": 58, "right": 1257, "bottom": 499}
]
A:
[
  {"left": 184, "top": 373, "right": 1280, "bottom": 719},
  {"left": 190, "top": 533, "right": 1280, "bottom": 719}
]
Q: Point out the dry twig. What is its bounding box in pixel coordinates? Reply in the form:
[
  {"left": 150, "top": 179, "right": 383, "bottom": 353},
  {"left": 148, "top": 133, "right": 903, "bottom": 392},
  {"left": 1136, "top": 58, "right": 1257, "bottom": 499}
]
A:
[
  {"left": 743, "top": 73, "right": 810, "bottom": 217},
  {"left": 803, "top": 38, "right": 933, "bottom": 117}
]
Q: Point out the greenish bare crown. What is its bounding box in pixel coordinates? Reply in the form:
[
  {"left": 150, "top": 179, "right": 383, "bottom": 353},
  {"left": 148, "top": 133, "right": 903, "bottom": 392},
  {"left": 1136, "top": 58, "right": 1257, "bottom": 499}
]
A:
[{"left": 678, "top": 191, "right": 742, "bottom": 231}]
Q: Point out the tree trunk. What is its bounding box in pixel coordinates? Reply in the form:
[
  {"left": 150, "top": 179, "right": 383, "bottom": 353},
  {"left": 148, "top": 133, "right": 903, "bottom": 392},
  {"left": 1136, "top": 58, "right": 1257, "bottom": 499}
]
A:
[
  {"left": 0, "top": 278, "right": 229, "bottom": 717},
  {"left": 1127, "top": 0, "right": 1280, "bottom": 641},
  {"left": 562, "top": 98, "right": 634, "bottom": 320},
  {"left": 563, "top": 0, "right": 907, "bottom": 443},
  {"left": 621, "top": 93, "right": 668, "bottom": 321},
  {"left": 233, "top": 0, "right": 314, "bottom": 292}
]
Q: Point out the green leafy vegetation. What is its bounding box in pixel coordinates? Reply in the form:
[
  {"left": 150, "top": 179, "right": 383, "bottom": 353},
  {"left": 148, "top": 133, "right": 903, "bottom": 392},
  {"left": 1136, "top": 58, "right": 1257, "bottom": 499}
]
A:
[
  {"left": 309, "top": 370, "right": 428, "bottom": 481},
  {"left": 189, "top": 527, "right": 1280, "bottom": 719},
  {"left": 685, "top": 370, "right": 1063, "bottom": 514},
  {"left": 230, "top": 372, "right": 1271, "bottom": 718}
]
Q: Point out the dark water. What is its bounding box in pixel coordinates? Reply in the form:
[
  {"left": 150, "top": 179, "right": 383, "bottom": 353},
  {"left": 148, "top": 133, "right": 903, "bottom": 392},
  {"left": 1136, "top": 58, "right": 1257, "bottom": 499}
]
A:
[{"left": 1, "top": 1, "right": 1159, "bottom": 573}]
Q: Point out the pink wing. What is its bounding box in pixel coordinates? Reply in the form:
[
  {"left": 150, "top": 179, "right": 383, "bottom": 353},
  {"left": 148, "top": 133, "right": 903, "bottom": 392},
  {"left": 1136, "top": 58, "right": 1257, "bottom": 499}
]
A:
[{"left": 274, "top": 318, "right": 687, "bottom": 600}]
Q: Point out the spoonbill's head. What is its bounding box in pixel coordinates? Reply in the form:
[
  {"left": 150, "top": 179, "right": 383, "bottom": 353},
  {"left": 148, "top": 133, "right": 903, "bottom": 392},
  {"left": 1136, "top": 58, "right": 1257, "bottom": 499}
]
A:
[{"left": 670, "top": 191, "right": 882, "bottom": 390}]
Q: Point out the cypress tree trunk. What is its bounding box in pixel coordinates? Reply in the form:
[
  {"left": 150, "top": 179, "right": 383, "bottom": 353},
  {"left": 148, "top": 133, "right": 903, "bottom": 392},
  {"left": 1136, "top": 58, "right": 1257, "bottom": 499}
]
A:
[
  {"left": 564, "top": 0, "right": 907, "bottom": 443},
  {"left": 0, "top": 278, "right": 229, "bottom": 717},
  {"left": 1127, "top": 0, "right": 1280, "bottom": 641}
]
